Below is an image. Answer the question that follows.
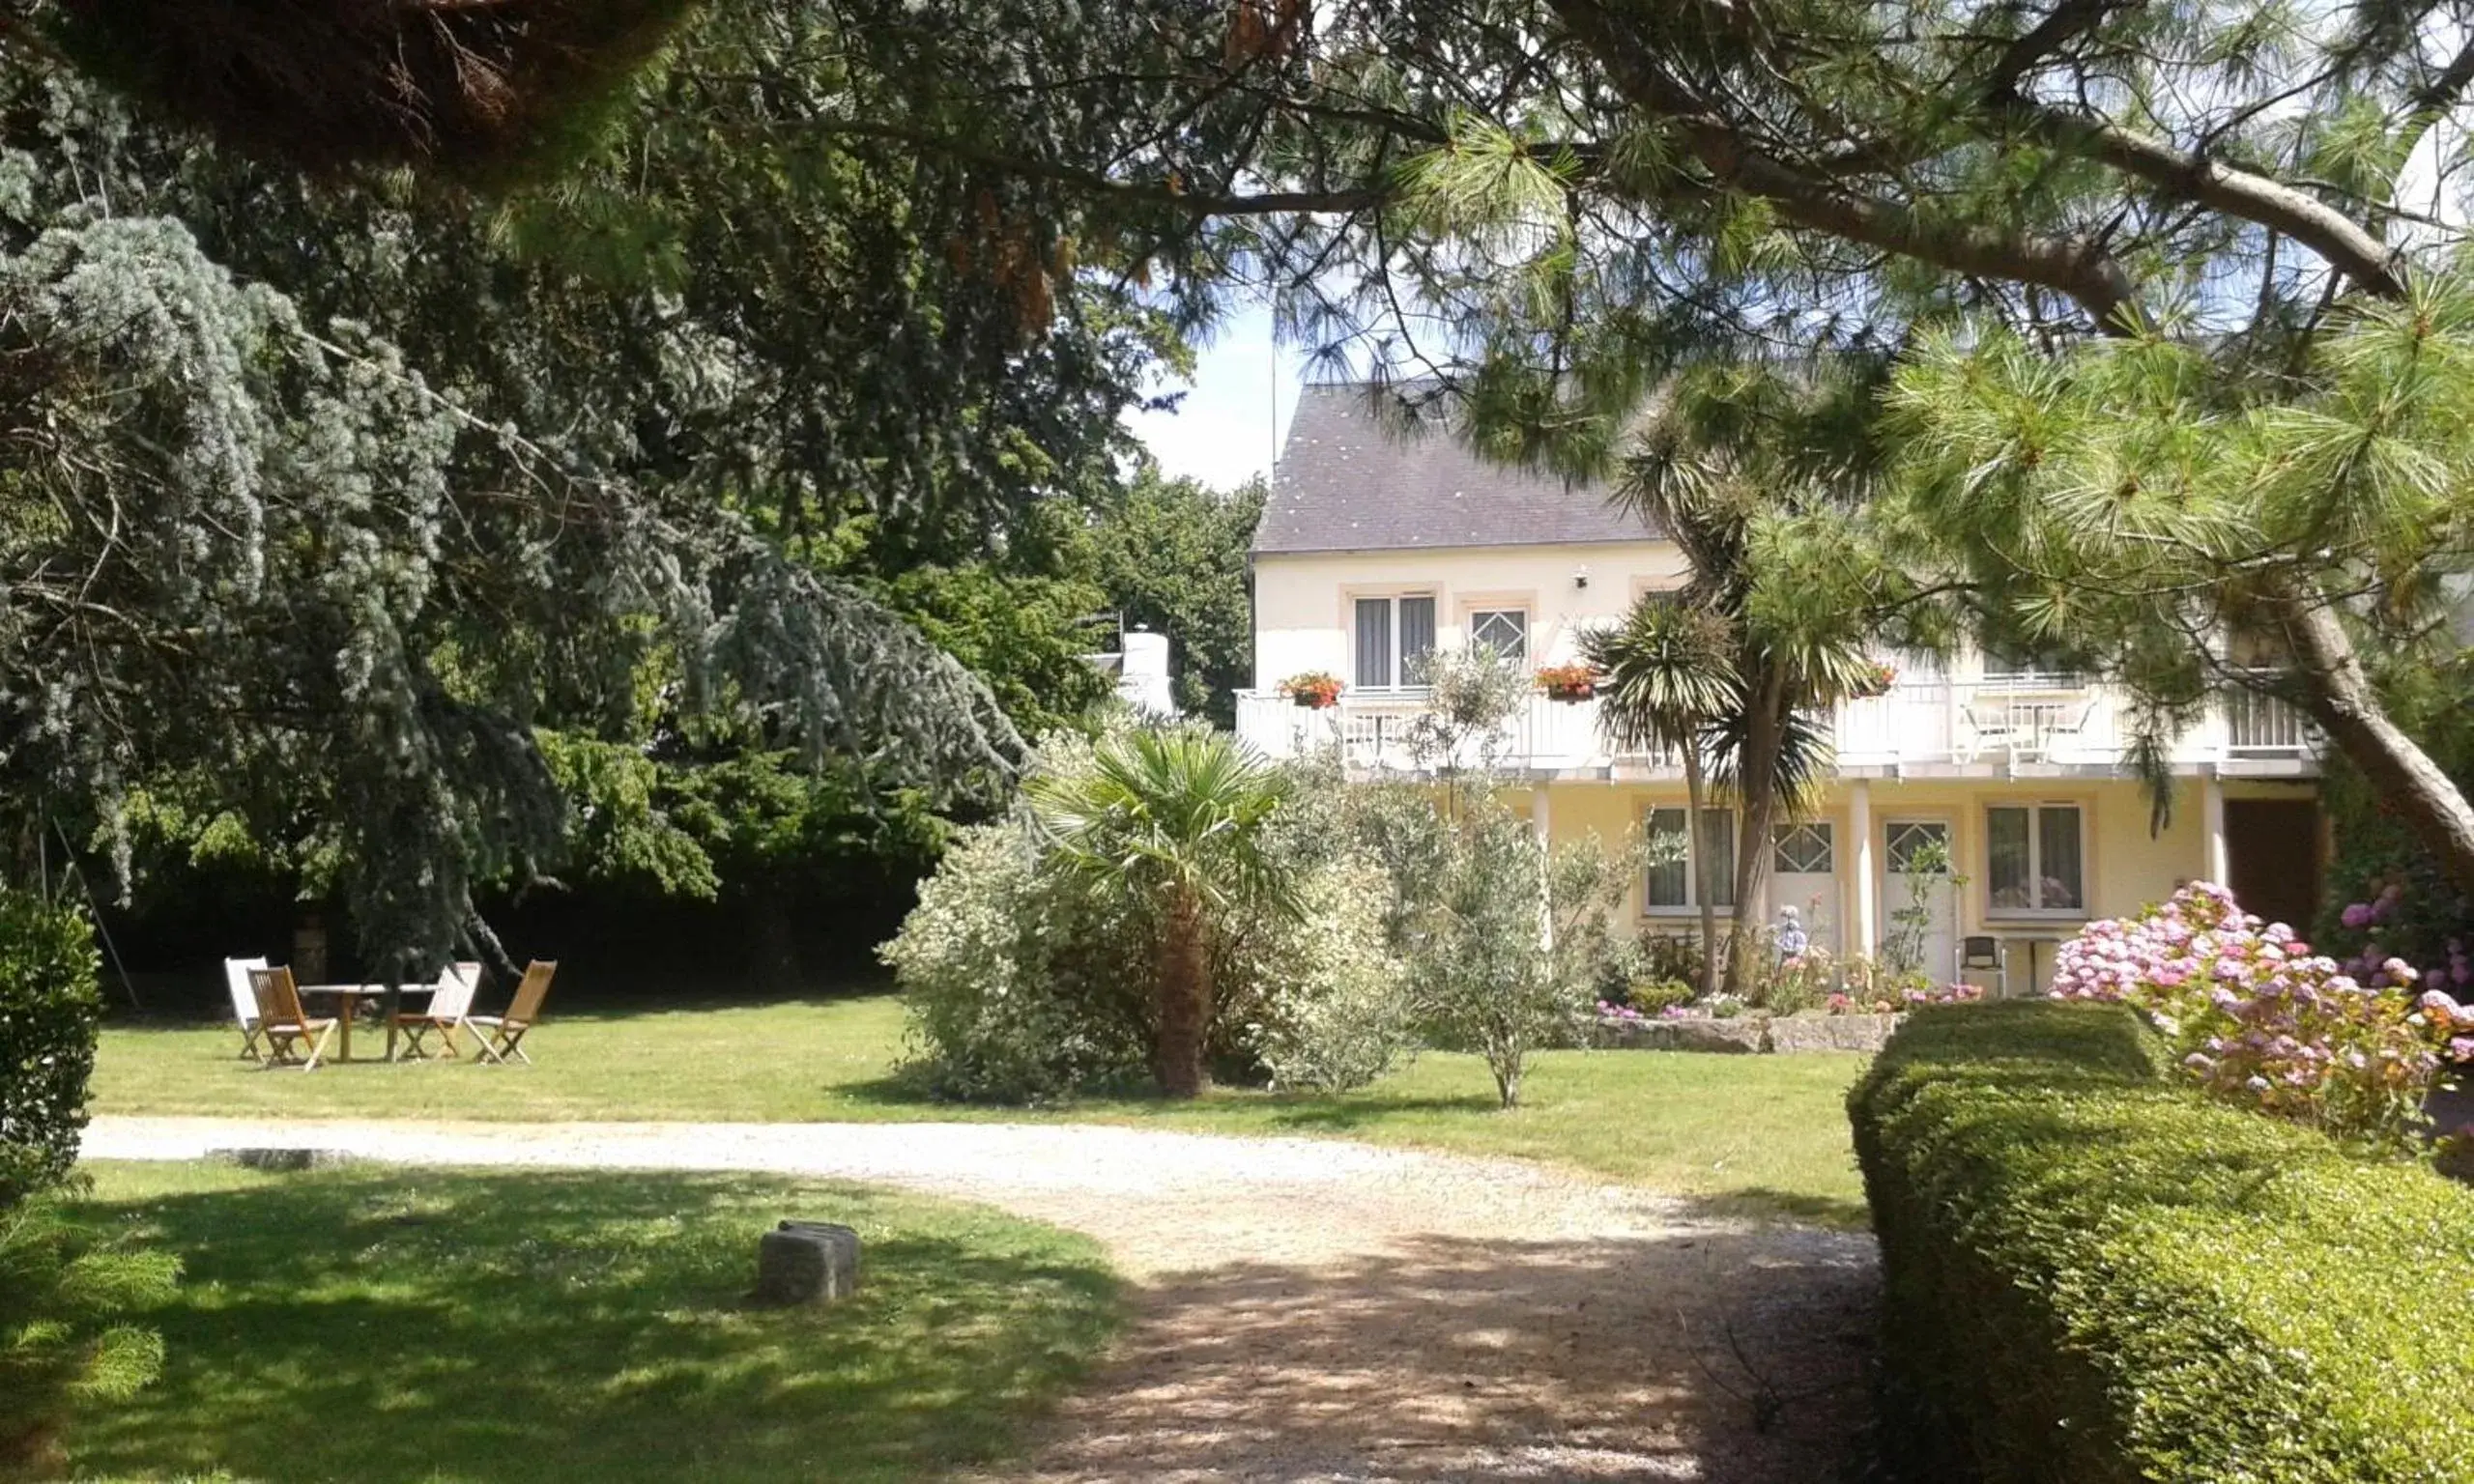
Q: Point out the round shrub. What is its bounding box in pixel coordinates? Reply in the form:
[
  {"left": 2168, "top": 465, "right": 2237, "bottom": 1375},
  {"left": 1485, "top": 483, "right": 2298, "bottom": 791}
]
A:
[
  {"left": 879, "top": 819, "right": 1153, "bottom": 1102},
  {"left": 1235, "top": 860, "right": 1411, "bottom": 1093},
  {"left": 0, "top": 889, "right": 102, "bottom": 1207}
]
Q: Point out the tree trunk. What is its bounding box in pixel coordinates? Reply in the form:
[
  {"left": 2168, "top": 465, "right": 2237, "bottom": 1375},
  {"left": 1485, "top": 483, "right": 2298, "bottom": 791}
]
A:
[
  {"left": 2278, "top": 592, "right": 2474, "bottom": 901},
  {"left": 1152, "top": 885, "right": 1211, "bottom": 1099},
  {"left": 1722, "top": 670, "right": 1791, "bottom": 998},
  {"left": 1683, "top": 743, "right": 1718, "bottom": 1000},
  {"left": 1490, "top": 1050, "right": 1522, "bottom": 1108}
]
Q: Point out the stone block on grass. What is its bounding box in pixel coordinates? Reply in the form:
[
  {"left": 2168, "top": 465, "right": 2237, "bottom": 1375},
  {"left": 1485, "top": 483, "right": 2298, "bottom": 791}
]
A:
[{"left": 756, "top": 1220, "right": 861, "bottom": 1306}]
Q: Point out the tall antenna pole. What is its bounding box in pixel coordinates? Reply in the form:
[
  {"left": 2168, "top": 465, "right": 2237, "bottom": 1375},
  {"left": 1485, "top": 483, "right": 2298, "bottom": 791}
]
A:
[{"left": 1268, "top": 297, "right": 1278, "bottom": 483}]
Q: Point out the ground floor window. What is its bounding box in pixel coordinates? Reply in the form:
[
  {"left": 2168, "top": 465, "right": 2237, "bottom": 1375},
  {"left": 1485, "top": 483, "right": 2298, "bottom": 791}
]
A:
[
  {"left": 1986, "top": 804, "right": 2085, "bottom": 913},
  {"left": 1646, "top": 806, "right": 1737, "bottom": 909},
  {"left": 1772, "top": 821, "right": 1833, "bottom": 875}
]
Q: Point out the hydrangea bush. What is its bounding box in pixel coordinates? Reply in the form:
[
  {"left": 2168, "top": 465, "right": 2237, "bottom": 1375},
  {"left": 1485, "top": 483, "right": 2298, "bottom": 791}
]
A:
[{"left": 2049, "top": 882, "right": 2462, "bottom": 1155}]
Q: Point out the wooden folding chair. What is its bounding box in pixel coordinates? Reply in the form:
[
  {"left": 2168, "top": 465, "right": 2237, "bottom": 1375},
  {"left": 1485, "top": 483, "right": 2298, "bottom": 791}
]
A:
[
  {"left": 388, "top": 961, "right": 481, "bottom": 1060},
  {"left": 465, "top": 960, "right": 556, "bottom": 1066},
  {"left": 248, "top": 965, "right": 338, "bottom": 1071},
  {"left": 223, "top": 956, "right": 271, "bottom": 1061}
]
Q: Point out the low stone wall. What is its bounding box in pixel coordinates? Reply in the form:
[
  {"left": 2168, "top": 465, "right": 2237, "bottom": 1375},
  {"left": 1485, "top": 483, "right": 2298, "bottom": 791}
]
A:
[{"left": 1595, "top": 1013, "right": 1903, "bottom": 1055}]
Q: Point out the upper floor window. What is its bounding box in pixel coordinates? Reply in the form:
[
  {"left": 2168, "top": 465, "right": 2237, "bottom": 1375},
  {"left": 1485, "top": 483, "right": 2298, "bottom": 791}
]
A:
[
  {"left": 1354, "top": 594, "right": 1436, "bottom": 689},
  {"left": 1468, "top": 608, "right": 1529, "bottom": 666},
  {"left": 1986, "top": 804, "right": 2085, "bottom": 915}
]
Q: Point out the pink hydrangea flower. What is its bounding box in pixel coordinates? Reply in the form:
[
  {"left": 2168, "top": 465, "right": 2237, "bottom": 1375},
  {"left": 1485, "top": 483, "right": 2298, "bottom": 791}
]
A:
[{"left": 2047, "top": 882, "right": 2452, "bottom": 1151}]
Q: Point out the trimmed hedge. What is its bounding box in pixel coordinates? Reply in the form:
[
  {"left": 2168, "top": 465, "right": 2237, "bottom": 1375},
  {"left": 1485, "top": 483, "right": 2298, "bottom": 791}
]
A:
[{"left": 1850, "top": 1001, "right": 2474, "bottom": 1484}]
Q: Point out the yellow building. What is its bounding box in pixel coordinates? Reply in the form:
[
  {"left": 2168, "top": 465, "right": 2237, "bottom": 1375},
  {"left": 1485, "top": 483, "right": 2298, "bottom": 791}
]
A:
[{"left": 1236, "top": 387, "right": 2323, "bottom": 994}]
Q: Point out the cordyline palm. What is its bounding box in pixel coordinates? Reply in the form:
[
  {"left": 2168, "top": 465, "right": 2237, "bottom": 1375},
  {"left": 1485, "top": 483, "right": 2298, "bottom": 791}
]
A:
[
  {"left": 1616, "top": 372, "right": 1885, "bottom": 995},
  {"left": 1029, "top": 727, "right": 1296, "bottom": 1098},
  {"left": 1582, "top": 599, "right": 1740, "bottom": 998}
]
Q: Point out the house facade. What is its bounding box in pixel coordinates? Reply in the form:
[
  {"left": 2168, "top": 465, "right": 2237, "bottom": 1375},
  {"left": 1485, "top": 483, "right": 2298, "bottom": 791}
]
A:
[{"left": 1235, "top": 386, "right": 2325, "bottom": 994}]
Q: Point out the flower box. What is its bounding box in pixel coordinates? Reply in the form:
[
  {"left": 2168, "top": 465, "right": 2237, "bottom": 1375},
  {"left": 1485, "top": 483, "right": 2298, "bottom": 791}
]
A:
[
  {"left": 1278, "top": 671, "right": 1343, "bottom": 709},
  {"left": 1851, "top": 660, "right": 1898, "bottom": 699},
  {"left": 1535, "top": 663, "right": 1599, "bottom": 703}
]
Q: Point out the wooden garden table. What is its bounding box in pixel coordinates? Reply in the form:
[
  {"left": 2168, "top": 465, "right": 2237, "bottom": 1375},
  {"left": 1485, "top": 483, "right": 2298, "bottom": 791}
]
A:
[{"left": 296, "top": 984, "right": 437, "bottom": 1062}]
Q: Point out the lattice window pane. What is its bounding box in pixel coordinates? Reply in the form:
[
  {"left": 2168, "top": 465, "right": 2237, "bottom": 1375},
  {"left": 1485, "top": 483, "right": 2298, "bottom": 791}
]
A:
[
  {"left": 1773, "top": 822, "right": 1833, "bottom": 875},
  {"left": 1886, "top": 821, "right": 1950, "bottom": 874},
  {"left": 1470, "top": 609, "right": 1528, "bottom": 664}
]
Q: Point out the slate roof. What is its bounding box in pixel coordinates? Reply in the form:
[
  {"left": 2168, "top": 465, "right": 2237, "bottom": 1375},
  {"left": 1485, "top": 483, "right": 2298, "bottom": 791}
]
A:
[{"left": 1252, "top": 385, "right": 1660, "bottom": 555}]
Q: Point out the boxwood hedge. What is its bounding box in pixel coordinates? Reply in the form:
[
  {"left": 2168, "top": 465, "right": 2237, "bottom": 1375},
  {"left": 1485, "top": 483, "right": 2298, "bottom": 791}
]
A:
[{"left": 1850, "top": 1001, "right": 2474, "bottom": 1484}]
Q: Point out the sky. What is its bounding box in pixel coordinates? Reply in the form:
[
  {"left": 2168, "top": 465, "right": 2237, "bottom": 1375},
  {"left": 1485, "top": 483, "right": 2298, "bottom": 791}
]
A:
[{"left": 1122, "top": 298, "right": 1305, "bottom": 490}]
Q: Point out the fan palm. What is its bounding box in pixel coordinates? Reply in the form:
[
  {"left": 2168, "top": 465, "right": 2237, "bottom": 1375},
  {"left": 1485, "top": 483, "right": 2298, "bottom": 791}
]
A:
[
  {"left": 1028, "top": 727, "right": 1296, "bottom": 1098},
  {"left": 1581, "top": 599, "right": 1740, "bottom": 998}
]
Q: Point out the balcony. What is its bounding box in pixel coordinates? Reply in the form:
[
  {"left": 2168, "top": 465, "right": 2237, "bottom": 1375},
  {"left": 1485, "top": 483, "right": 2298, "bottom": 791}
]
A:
[{"left": 1234, "top": 677, "right": 2319, "bottom": 778}]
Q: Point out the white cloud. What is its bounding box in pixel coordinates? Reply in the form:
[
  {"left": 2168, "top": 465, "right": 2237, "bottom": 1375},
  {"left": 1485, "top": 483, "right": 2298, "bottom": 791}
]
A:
[{"left": 1123, "top": 300, "right": 1304, "bottom": 488}]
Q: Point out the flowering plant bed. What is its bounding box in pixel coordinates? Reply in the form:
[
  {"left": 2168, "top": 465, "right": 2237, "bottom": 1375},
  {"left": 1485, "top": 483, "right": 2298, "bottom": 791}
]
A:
[
  {"left": 1534, "top": 662, "right": 1599, "bottom": 702},
  {"left": 2049, "top": 881, "right": 2460, "bottom": 1154},
  {"left": 1277, "top": 671, "right": 1343, "bottom": 709}
]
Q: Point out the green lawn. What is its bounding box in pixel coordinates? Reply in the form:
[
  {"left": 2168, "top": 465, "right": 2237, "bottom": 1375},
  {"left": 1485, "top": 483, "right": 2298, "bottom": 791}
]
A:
[
  {"left": 94, "top": 996, "right": 1870, "bottom": 1225},
  {"left": 68, "top": 1160, "right": 1119, "bottom": 1483}
]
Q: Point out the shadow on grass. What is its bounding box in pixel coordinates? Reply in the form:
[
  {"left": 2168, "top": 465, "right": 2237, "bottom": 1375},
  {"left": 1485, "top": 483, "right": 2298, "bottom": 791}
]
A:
[
  {"left": 71, "top": 1167, "right": 1117, "bottom": 1484},
  {"left": 1247, "top": 1093, "right": 1506, "bottom": 1128},
  {"left": 1693, "top": 1185, "right": 1872, "bottom": 1228},
  {"left": 106, "top": 980, "right": 901, "bottom": 1030}
]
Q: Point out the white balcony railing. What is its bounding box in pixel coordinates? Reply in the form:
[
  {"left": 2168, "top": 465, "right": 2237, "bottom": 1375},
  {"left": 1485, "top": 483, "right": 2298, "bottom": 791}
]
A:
[{"left": 1234, "top": 678, "right": 2319, "bottom": 775}]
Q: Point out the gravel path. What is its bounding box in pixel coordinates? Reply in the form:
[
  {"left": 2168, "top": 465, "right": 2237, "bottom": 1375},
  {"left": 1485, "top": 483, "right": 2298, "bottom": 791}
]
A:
[{"left": 86, "top": 1116, "right": 1879, "bottom": 1482}]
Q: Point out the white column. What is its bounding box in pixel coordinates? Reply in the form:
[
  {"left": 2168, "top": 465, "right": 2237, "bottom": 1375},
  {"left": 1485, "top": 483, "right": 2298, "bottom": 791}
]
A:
[
  {"left": 1851, "top": 781, "right": 1878, "bottom": 959},
  {"left": 1532, "top": 785, "right": 1556, "bottom": 949},
  {"left": 2202, "top": 774, "right": 2229, "bottom": 886}
]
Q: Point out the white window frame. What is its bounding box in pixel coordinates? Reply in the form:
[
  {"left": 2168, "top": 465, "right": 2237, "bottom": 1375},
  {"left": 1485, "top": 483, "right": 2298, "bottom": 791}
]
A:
[
  {"left": 1467, "top": 607, "right": 1530, "bottom": 667},
  {"left": 1350, "top": 592, "right": 1438, "bottom": 692},
  {"left": 1984, "top": 802, "right": 2087, "bottom": 918},
  {"left": 1644, "top": 806, "right": 1737, "bottom": 913}
]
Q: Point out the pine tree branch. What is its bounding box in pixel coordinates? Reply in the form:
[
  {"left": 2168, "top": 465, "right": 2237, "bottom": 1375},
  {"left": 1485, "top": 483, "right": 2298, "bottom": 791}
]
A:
[
  {"left": 1546, "top": 0, "right": 2137, "bottom": 328},
  {"left": 1990, "top": 97, "right": 2406, "bottom": 300},
  {"left": 778, "top": 117, "right": 1387, "bottom": 214},
  {"left": 1980, "top": 0, "right": 2143, "bottom": 100}
]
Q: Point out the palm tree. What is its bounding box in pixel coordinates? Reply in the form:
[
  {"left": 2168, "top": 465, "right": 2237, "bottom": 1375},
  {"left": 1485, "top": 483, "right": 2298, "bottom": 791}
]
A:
[
  {"left": 1581, "top": 599, "right": 1740, "bottom": 999},
  {"left": 1029, "top": 727, "right": 1296, "bottom": 1098},
  {"left": 1615, "top": 373, "right": 1884, "bottom": 998}
]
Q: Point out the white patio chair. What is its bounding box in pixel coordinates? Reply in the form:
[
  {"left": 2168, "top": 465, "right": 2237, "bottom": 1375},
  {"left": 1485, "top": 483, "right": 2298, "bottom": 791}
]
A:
[
  {"left": 388, "top": 961, "right": 482, "bottom": 1060},
  {"left": 222, "top": 956, "right": 271, "bottom": 1061},
  {"left": 1959, "top": 702, "right": 2022, "bottom": 762}
]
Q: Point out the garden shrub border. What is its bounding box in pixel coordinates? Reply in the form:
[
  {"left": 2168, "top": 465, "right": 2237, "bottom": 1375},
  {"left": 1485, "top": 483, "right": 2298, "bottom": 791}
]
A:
[{"left": 1850, "top": 1001, "right": 2474, "bottom": 1484}]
